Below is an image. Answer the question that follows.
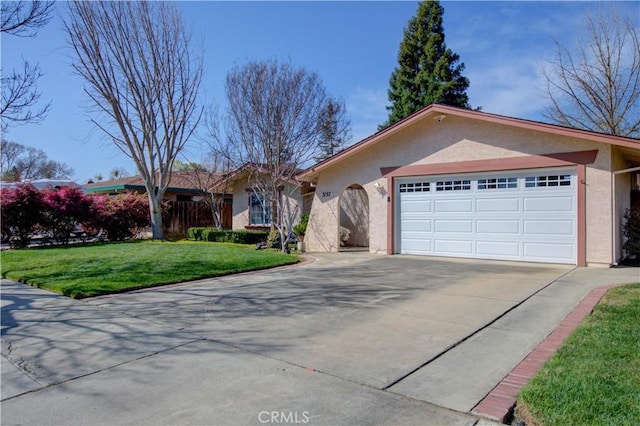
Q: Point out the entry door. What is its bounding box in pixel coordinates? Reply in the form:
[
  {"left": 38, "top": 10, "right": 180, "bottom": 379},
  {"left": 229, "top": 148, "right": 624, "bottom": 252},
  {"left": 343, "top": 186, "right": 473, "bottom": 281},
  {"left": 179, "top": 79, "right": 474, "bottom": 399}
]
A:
[{"left": 396, "top": 167, "right": 577, "bottom": 264}]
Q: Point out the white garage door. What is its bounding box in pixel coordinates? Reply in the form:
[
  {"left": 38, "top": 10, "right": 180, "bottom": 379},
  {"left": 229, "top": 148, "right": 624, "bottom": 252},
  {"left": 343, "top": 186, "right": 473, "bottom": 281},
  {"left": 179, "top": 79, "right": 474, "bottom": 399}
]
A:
[{"left": 396, "top": 167, "right": 577, "bottom": 264}]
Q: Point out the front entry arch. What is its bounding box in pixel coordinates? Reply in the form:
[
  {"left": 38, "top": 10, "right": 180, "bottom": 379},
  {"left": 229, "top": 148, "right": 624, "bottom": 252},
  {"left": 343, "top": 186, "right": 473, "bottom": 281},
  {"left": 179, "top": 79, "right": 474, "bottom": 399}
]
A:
[{"left": 338, "top": 184, "right": 369, "bottom": 251}]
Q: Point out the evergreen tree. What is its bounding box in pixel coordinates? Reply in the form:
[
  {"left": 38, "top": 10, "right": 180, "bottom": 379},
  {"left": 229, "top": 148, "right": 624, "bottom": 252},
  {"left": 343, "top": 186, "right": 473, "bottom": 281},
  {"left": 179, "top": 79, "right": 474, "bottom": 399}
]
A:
[
  {"left": 316, "top": 98, "right": 351, "bottom": 162},
  {"left": 381, "top": 0, "right": 472, "bottom": 129}
]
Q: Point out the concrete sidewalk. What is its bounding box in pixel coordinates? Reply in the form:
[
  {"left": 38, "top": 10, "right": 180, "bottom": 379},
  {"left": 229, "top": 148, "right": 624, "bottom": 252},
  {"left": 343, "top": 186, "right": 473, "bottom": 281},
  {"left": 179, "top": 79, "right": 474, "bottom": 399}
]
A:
[{"left": 1, "top": 253, "right": 638, "bottom": 425}]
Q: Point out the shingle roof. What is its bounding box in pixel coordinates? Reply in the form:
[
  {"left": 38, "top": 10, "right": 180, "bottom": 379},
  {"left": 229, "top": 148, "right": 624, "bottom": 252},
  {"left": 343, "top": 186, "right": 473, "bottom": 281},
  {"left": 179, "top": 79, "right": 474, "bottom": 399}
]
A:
[{"left": 85, "top": 170, "right": 223, "bottom": 193}]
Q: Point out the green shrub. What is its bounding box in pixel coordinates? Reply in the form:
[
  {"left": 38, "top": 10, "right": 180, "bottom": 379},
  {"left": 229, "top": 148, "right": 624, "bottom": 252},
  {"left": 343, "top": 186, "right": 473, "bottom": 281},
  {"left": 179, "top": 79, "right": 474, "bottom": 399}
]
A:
[
  {"left": 187, "top": 228, "right": 268, "bottom": 245},
  {"left": 267, "top": 229, "right": 281, "bottom": 249},
  {"left": 293, "top": 213, "right": 309, "bottom": 239},
  {"left": 187, "top": 227, "right": 207, "bottom": 241},
  {"left": 623, "top": 205, "right": 640, "bottom": 258}
]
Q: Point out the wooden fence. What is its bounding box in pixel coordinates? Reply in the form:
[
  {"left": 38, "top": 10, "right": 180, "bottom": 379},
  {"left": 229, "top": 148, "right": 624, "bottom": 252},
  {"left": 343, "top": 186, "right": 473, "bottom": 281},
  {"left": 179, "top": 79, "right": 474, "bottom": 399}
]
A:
[{"left": 164, "top": 201, "right": 232, "bottom": 237}]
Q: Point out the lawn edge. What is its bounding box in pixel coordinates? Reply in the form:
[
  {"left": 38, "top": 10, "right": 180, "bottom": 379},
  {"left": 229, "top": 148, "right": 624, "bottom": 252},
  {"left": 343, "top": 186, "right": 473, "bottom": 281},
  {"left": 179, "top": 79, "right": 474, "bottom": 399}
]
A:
[
  {"left": 80, "top": 254, "right": 316, "bottom": 301},
  {"left": 470, "top": 282, "right": 628, "bottom": 424}
]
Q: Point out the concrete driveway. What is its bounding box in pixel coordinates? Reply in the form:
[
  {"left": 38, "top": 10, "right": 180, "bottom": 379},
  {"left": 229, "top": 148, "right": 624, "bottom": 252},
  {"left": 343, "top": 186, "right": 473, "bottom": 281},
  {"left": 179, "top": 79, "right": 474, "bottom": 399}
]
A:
[{"left": 2, "top": 253, "right": 636, "bottom": 425}]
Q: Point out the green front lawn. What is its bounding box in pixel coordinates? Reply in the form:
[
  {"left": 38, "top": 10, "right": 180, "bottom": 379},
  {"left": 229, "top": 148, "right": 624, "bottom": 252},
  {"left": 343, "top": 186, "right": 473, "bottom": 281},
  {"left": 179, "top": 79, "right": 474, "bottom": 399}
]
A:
[
  {"left": 517, "top": 282, "right": 640, "bottom": 426},
  {"left": 0, "top": 240, "right": 298, "bottom": 298}
]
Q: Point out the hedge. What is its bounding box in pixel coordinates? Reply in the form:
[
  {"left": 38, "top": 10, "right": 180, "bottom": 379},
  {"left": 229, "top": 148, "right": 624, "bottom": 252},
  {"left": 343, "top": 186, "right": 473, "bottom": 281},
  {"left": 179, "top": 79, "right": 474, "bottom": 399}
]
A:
[{"left": 187, "top": 228, "right": 269, "bottom": 245}]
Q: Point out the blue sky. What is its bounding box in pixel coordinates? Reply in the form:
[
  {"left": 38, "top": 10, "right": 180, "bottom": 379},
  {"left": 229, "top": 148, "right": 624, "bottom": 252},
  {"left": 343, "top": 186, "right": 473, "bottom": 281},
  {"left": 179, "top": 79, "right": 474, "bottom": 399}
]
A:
[{"left": 2, "top": 1, "right": 638, "bottom": 182}]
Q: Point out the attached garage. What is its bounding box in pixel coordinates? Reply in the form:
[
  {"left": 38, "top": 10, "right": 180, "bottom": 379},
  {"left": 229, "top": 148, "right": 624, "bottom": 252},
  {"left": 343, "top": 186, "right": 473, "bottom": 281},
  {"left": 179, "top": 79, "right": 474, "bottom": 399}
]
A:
[
  {"left": 396, "top": 167, "right": 577, "bottom": 263},
  {"left": 300, "top": 104, "right": 640, "bottom": 267}
]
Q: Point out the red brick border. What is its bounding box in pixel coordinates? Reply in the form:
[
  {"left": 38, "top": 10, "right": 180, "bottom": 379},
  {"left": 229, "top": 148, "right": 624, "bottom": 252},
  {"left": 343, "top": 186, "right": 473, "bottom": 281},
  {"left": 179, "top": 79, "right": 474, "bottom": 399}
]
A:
[{"left": 471, "top": 284, "right": 620, "bottom": 423}]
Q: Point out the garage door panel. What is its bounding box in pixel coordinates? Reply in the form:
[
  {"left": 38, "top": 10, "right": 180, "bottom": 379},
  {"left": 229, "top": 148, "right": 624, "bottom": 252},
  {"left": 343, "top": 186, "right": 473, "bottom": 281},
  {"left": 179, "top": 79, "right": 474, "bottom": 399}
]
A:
[
  {"left": 401, "top": 198, "right": 433, "bottom": 213},
  {"left": 401, "top": 238, "right": 433, "bottom": 254},
  {"left": 524, "top": 242, "right": 574, "bottom": 260},
  {"left": 435, "top": 239, "right": 473, "bottom": 255},
  {"left": 435, "top": 220, "right": 473, "bottom": 233},
  {"left": 477, "top": 241, "right": 520, "bottom": 257},
  {"left": 476, "top": 198, "right": 519, "bottom": 213},
  {"left": 401, "top": 219, "right": 432, "bottom": 232},
  {"left": 397, "top": 168, "right": 576, "bottom": 264},
  {"left": 477, "top": 220, "right": 519, "bottom": 235},
  {"left": 524, "top": 220, "right": 574, "bottom": 236},
  {"left": 524, "top": 196, "right": 574, "bottom": 212},
  {"left": 435, "top": 199, "right": 473, "bottom": 213}
]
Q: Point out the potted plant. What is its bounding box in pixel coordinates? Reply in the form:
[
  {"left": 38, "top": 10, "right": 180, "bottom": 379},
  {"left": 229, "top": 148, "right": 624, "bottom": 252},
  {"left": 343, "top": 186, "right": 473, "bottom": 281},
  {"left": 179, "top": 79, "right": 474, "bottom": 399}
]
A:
[{"left": 293, "top": 213, "right": 309, "bottom": 251}]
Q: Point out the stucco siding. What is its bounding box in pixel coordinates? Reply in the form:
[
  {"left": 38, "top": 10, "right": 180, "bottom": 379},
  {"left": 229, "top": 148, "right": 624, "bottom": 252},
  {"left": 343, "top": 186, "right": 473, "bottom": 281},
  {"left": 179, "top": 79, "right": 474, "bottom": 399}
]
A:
[
  {"left": 231, "top": 181, "right": 303, "bottom": 232},
  {"left": 339, "top": 187, "right": 370, "bottom": 247},
  {"left": 584, "top": 146, "right": 613, "bottom": 265},
  {"left": 232, "top": 185, "right": 249, "bottom": 230},
  {"left": 304, "top": 115, "right": 623, "bottom": 265},
  {"left": 281, "top": 183, "right": 303, "bottom": 234}
]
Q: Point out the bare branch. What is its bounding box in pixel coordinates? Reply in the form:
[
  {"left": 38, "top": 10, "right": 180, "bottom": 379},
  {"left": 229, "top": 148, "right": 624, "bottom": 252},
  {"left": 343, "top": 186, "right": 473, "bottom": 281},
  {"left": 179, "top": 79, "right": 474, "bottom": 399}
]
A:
[
  {"left": 1, "top": 1, "right": 54, "bottom": 37},
  {"left": 223, "top": 59, "right": 341, "bottom": 251},
  {"left": 1, "top": 61, "right": 51, "bottom": 131},
  {"left": 0, "top": 1, "right": 54, "bottom": 131},
  {"left": 543, "top": 7, "right": 640, "bottom": 137},
  {"left": 64, "top": 1, "right": 203, "bottom": 239}
]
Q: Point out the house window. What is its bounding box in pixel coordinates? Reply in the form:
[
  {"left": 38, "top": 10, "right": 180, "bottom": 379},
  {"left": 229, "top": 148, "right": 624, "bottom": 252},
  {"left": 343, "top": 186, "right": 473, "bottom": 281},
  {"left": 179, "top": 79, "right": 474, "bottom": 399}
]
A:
[
  {"left": 249, "top": 192, "right": 272, "bottom": 226},
  {"left": 478, "top": 177, "right": 517, "bottom": 190},
  {"left": 525, "top": 174, "right": 571, "bottom": 188},
  {"left": 436, "top": 179, "right": 471, "bottom": 191},
  {"left": 399, "top": 182, "right": 430, "bottom": 193}
]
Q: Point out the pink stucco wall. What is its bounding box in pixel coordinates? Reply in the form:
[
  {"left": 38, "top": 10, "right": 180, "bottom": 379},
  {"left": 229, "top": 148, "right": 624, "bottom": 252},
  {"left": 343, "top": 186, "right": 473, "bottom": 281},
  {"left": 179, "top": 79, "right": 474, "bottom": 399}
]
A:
[{"left": 304, "top": 114, "right": 626, "bottom": 265}]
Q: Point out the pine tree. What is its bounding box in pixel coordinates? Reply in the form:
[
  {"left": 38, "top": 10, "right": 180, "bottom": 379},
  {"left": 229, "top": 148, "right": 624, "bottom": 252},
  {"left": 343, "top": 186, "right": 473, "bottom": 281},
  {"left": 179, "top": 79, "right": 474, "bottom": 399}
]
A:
[
  {"left": 316, "top": 98, "right": 351, "bottom": 162},
  {"left": 381, "top": 0, "right": 472, "bottom": 129}
]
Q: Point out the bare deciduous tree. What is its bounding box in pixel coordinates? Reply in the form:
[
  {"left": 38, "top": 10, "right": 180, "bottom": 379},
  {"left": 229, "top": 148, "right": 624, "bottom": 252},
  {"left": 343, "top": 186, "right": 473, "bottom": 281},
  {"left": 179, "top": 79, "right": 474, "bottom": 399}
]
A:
[
  {"left": 1, "top": 139, "right": 74, "bottom": 181},
  {"left": 1, "top": 1, "right": 54, "bottom": 132},
  {"left": 543, "top": 8, "right": 640, "bottom": 137},
  {"left": 0, "top": 139, "right": 26, "bottom": 176},
  {"left": 1, "top": 61, "right": 50, "bottom": 131},
  {"left": 64, "top": 1, "right": 203, "bottom": 239},
  {"left": 109, "top": 167, "right": 129, "bottom": 180},
  {"left": 1, "top": 0, "right": 54, "bottom": 36},
  {"left": 220, "top": 59, "right": 332, "bottom": 251}
]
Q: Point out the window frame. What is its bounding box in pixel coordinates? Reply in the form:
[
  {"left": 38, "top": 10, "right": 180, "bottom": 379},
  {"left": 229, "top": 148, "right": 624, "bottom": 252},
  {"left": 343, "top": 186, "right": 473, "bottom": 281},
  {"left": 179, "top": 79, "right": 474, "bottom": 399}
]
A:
[
  {"left": 435, "top": 179, "right": 471, "bottom": 192},
  {"left": 477, "top": 177, "right": 518, "bottom": 190},
  {"left": 249, "top": 191, "right": 272, "bottom": 227}
]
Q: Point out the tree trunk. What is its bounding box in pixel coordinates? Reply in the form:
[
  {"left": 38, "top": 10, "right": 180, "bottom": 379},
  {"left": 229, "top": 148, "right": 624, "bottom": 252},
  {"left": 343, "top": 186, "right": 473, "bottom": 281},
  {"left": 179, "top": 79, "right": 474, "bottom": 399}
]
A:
[
  {"left": 210, "top": 198, "right": 222, "bottom": 230},
  {"left": 148, "top": 194, "right": 165, "bottom": 239}
]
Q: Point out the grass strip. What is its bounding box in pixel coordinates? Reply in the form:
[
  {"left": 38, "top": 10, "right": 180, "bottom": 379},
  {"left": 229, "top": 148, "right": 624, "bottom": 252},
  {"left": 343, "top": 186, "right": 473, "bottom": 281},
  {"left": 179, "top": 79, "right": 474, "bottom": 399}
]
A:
[
  {"left": 1, "top": 240, "right": 298, "bottom": 298},
  {"left": 517, "top": 282, "right": 640, "bottom": 426}
]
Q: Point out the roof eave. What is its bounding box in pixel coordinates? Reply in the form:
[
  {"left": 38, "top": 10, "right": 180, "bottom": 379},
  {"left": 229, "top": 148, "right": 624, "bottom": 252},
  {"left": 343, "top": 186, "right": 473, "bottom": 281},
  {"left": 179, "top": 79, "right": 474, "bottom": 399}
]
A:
[{"left": 298, "top": 104, "right": 640, "bottom": 180}]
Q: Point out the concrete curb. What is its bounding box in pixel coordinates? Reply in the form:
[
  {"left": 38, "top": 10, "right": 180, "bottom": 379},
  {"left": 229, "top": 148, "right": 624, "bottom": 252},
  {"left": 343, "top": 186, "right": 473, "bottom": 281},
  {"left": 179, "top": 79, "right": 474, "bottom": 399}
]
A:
[{"left": 471, "top": 283, "right": 621, "bottom": 423}]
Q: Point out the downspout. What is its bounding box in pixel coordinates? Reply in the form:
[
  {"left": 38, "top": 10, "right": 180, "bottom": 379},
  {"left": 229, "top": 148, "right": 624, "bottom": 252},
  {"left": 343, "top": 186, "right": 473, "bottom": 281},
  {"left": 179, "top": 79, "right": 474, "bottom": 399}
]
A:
[{"left": 611, "top": 166, "right": 640, "bottom": 265}]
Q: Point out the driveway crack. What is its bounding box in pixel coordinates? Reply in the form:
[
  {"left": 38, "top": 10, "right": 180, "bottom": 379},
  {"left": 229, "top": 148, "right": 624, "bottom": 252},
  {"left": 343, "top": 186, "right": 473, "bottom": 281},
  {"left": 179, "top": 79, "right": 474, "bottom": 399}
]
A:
[{"left": 382, "top": 266, "right": 578, "bottom": 390}]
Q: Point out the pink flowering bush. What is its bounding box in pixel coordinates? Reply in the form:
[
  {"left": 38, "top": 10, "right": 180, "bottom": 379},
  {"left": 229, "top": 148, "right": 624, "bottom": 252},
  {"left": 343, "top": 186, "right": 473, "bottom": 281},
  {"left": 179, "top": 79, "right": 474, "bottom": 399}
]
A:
[
  {"left": 1, "top": 184, "right": 153, "bottom": 247},
  {"left": 86, "top": 193, "right": 151, "bottom": 241},
  {"left": 0, "top": 184, "right": 45, "bottom": 248},
  {"left": 41, "top": 186, "right": 93, "bottom": 244}
]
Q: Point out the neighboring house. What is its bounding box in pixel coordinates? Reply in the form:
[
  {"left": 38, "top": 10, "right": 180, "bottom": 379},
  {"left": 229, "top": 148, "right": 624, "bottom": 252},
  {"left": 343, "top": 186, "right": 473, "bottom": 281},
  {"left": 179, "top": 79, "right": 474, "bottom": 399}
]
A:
[
  {"left": 85, "top": 171, "right": 232, "bottom": 233},
  {"left": 84, "top": 171, "right": 205, "bottom": 201},
  {"left": 211, "top": 164, "right": 314, "bottom": 232},
  {"left": 0, "top": 179, "right": 81, "bottom": 190},
  {"left": 299, "top": 104, "right": 640, "bottom": 267}
]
